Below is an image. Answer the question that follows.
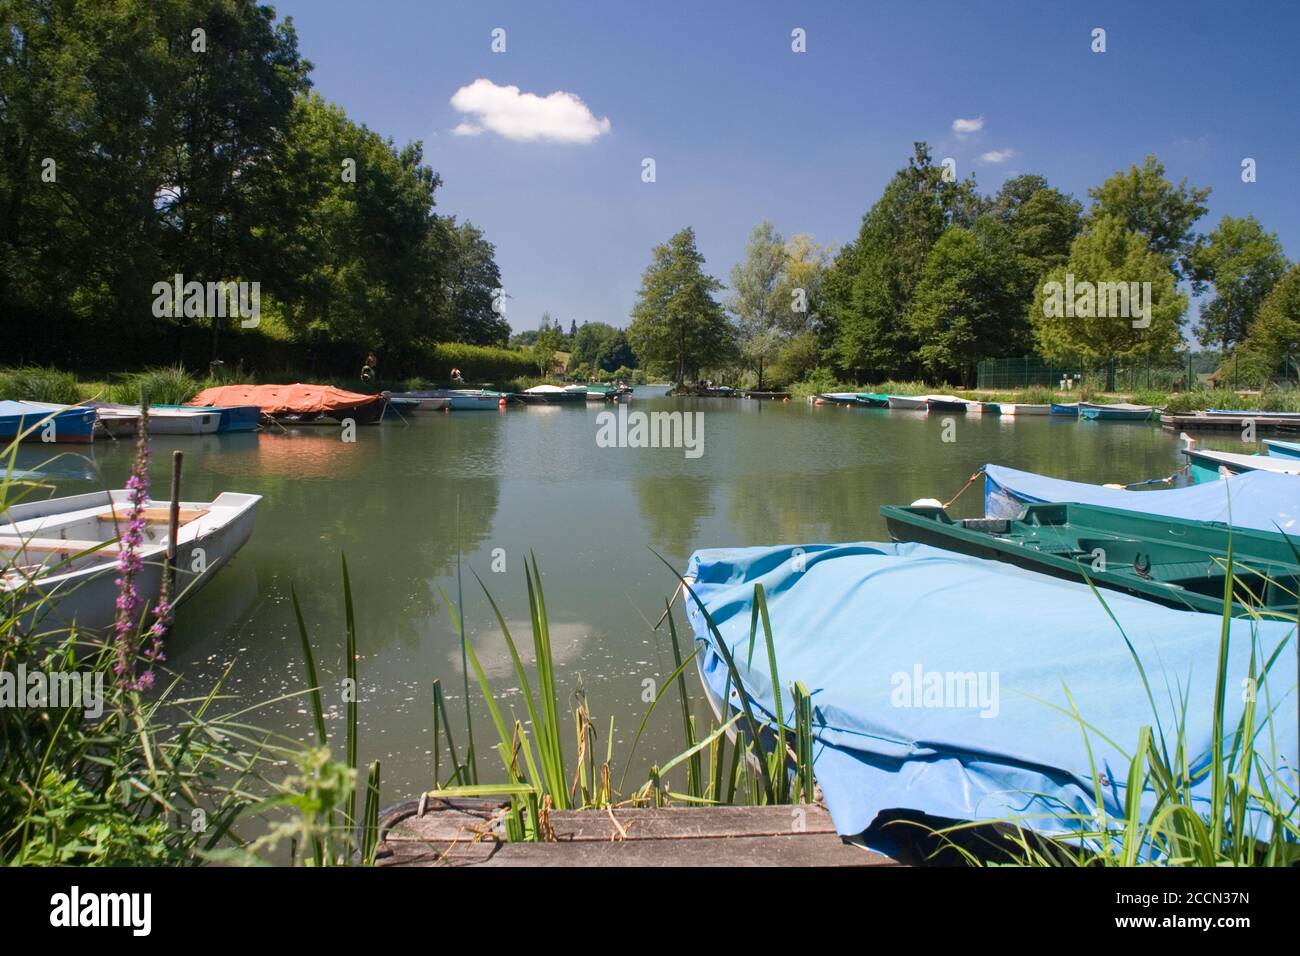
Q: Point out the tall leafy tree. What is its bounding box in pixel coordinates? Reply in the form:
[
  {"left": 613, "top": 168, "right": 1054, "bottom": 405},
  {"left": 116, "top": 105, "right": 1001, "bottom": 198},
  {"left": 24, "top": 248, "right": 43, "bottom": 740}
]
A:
[
  {"left": 571, "top": 321, "right": 634, "bottom": 373},
  {"left": 628, "top": 228, "right": 732, "bottom": 384},
  {"left": 906, "top": 220, "right": 1024, "bottom": 386},
  {"left": 825, "top": 143, "right": 981, "bottom": 380},
  {"left": 728, "top": 221, "right": 786, "bottom": 390},
  {"left": 1189, "top": 215, "right": 1288, "bottom": 350},
  {"left": 1241, "top": 263, "right": 1300, "bottom": 378},
  {"left": 436, "top": 218, "right": 508, "bottom": 345},
  {"left": 988, "top": 174, "right": 1082, "bottom": 304},
  {"left": 1086, "top": 155, "right": 1210, "bottom": 283},
  {"left": 1031, "top": 215, "right": 1186, "bottom": 377}
]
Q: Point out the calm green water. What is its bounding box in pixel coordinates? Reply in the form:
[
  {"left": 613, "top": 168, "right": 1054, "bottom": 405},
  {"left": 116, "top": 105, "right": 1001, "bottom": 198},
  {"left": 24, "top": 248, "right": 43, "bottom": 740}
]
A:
[{"left": 25, "top": 391, "right": 1206, "bottom": 800}]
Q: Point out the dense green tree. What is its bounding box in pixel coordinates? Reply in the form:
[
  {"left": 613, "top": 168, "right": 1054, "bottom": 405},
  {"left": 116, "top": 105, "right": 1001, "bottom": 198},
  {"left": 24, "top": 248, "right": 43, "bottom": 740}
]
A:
[
  {"left": 1241, "top": 264, "right": 1300, "bottom": 378},
  {"left": 1086, "top": 155, "right": 1210, "bottom": 283},
  {"left": 1031, "top": 215, "right": 1186, "bottom": 376},
  {"left": 436, "top": 218, "right": 508, "bottom": 345},
  {"left": 532, "top": 312, "right": 564, "bottom": 375},
  {"left": 627, "top": 228, "right": 732, "bottom": 384},
  {"left": 905, "top": 220, "right": 1025, "bottom": 386},
  {"left": 571, "top": 321, "right": 634, "bottom": 373},
  {"left": 825, "top": 143, "right": 982, "bottom": 380},
  {"left": 988, "top": 174, "right": 1083, "bottom": 307},
  {"left": 728, "top": 221, "right": 786, "bottom": 390},
  {"left": 1189, "top": 215, "right": 1289, "bottom": 350}
]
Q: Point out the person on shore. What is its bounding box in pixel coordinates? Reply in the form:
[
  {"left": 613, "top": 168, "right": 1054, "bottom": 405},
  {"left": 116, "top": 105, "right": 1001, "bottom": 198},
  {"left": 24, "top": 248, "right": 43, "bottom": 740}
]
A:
[
  {"left": 361, "top": 352, "right": 378, "bottom": 384},
  {"left": 450, "top": 367, "right": 465, "bottom": 384}
]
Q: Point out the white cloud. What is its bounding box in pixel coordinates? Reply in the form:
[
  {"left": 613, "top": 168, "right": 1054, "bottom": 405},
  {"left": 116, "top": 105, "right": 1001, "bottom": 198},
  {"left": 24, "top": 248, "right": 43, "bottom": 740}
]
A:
[
  {"left": 952, "top": 115, "right": 984, "bottom": 136},
  {"left": 979, "top": 148, "right": 1016, "bottom": 163},
  {"left": 449, "top": 78, "right": 611, "bottom": 144}
]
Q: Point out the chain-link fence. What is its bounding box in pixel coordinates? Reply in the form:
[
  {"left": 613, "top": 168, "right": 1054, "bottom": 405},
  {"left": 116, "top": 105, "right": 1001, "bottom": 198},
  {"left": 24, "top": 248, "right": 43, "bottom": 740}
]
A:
[{"left": 976, "top": 356, "right": 1194, "bottom": 392}]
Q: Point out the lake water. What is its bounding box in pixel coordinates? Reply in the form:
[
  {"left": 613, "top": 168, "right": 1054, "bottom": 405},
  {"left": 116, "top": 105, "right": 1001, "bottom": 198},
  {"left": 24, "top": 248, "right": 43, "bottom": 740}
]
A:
[{"left": 25, "top": 389, "right": 1216, "bottom": 802}]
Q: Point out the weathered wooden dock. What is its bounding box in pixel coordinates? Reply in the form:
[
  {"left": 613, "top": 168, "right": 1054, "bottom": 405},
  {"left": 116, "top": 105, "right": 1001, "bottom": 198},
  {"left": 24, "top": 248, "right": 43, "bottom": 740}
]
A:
[
  {"left": 1161, "top": 412, "right": 1300, "bottom": 434},
  {"left": 376, "top": 798, "right": 898, "bottom": 867}
]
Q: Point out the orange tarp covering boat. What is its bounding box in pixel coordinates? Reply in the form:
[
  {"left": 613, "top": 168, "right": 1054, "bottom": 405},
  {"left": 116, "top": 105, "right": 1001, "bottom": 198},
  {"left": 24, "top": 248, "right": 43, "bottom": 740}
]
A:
[{"left": 187, "top": 384, "right": 387, "bottom": 423}]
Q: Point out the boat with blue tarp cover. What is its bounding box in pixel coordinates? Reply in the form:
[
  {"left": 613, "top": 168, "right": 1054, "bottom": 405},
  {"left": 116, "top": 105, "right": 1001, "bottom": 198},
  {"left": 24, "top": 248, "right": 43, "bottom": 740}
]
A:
[
  {"left": 981, "top": 462, "right": 1300, "bottom": 533},
  {"left": 683, "top": 541, "right": 1297, "bottom": 847}
]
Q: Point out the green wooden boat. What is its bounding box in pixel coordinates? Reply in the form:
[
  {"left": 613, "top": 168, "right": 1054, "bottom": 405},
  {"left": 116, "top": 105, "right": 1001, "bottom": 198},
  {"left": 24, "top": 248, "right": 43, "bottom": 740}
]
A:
[
  {"left": 855, "top": 392, "right": 890, "bottom": 408},
  {"left": 880, "top": 501, "right": 1300, "bottom": 617}
]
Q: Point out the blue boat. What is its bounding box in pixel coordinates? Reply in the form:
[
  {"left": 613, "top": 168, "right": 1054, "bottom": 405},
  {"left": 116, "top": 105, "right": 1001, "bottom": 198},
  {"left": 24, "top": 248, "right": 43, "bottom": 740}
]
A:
[
  {"left": 981, "top": 462, "right": 1300, "bottom": 534},
  {"left": 0, "top": 400, "right": 96, "bottom": 445},
  {"left": 1183, "top": 446, "right": 1300, "bottom": 484},
  {"left": 1078, "top": 402, "right": 1156, "bottom": 422},
  {"left": 1265, "top": 438, "right": 1300, "bottom": 460},
  {"left": 1049, "top": 402, "right": 1079, "bottom": 416},
  {"left": 154, "top": 404, "right": 261, "bottom": 433},
  {"left": 684, "top": 540, "right": 1297, "bottom": 847}
]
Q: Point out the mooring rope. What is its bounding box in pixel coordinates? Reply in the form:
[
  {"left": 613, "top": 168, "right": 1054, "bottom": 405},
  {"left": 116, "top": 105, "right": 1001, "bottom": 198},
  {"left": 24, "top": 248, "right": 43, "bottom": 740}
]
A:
[{"left": 943, "top": 468, "right": 985, "bottom": 509}]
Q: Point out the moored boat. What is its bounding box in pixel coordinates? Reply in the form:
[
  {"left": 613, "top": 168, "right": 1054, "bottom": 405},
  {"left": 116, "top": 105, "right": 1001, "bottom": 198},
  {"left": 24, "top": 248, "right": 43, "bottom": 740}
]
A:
[
  {"left": 1050, "top": 402, "right": 1079, "bottom": 416},
  {"left": 1079, "top": 402, "right": 1156, "bottom": 422},
  {"left": 0, "top": 401, "right": 96, "bottom": 445},
  {"left": 997, "top": 403, "right": 1050, "bottom": 416},
  {"left": 517, "top": 384, "right": 586, "bottom": 405},
  {"left": 447, "top": 389, "right": 502, "bottom": 410},
  {"left": 390, "top": 390, "right": 452, "bottom": 411},
  {"left": 981, "top": 462, "right": 1300, "bottom": 533},
  {"left": 1, "top": 489, "right": 261, "bottom": 633},
  {"left": 683, "top": 540, "right": 1296, "bottom": 846},
  {"left": 151, "top": 404, "right": 260, "bottom": 433},
  {"left": 924, "top": 395, "right": 972, "bottom": 413},
  {"left": 881, "top": 501, "right": 1299, "bottom": 617},
  {"left": 188, "top": 384, "right": 388, "bottom": 424},
  {"left": 1183, "top": 446, "right": 1300, "bottom": 483},
  {"left": 815, "top": 392, "right": 866, "bottom": 406},
  {"left": 1265, "top": 438, "right": 1300, "bottom": 460},
  {"left": 855, "top": 393, "right": 890, "bottom": 408},
  {"left": 886, "top": 395, "right": 928, "bottom": 411}
]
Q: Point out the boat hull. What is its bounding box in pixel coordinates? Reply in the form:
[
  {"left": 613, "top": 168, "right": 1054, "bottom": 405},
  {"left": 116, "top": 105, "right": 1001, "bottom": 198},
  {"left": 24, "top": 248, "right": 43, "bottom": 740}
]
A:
[
  {"left": 998, "top": 404, "right": 1050, "bottom": 416},
  {"left": 2, "top": 490, "right": 261, "bottom": 633},
  {"left": 887, "top": 396, "right": 927, "bottom": 410},
  {"left": 881, "top": 501, "right": 1298, "bottom": 617},
  {"left": 1050, "top": 403, "right": 1079, "bottom": 416},
  {"left": 0, "top": 403, "right": 96, "bottom": 444}
]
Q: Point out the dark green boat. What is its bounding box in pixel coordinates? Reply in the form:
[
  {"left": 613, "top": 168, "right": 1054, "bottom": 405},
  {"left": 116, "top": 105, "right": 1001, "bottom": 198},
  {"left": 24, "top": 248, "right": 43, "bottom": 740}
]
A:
[{"left": 880, "top": 501, "right": 1300, "bottom": 617}]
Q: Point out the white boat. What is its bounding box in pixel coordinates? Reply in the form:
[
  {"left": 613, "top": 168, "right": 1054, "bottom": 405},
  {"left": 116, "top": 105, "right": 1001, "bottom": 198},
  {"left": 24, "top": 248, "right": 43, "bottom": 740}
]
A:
[
  {"left": 1, "top": 490, "right": 261, "bottom": 633},
  {"left": 91, "top": 404, "right": 223, "bottom": 435},
  {"left": 998, "top": 403, "right": 1051, "bottom": 416},
  {"left": 448, "top": 390, "right": 501, "bottom": 410},
  {"left": 887, "top": 395, "right": 928, "bottom": 411}
]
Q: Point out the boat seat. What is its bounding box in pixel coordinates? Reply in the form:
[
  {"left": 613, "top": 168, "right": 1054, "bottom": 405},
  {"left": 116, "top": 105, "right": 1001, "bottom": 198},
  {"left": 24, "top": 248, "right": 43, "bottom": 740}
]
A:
[
  {"left": 97, "top": 507, "right": 206, "bottom": 524},
  {"left": 1147, "top": 560, "right": 1220, "bottom": 583}
]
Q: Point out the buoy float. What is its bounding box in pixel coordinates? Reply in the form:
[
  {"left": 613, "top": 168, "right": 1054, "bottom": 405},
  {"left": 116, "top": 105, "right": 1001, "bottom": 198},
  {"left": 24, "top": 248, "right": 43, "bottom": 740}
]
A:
[{"left": 498, "top": 397, "right": 507, "bottom": 408}]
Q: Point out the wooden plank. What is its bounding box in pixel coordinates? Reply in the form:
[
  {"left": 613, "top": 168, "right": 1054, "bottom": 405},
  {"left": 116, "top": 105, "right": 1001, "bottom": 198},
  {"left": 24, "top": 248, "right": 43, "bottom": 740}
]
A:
[
  {"left": 0, "top": 537, "right": 118, "bottom": 555},
  {"left": 375, "top": 800, "right": 898, "bottom": 867},
  {"left": 98, "top": 507, "right": 207, "bottom": 524}
]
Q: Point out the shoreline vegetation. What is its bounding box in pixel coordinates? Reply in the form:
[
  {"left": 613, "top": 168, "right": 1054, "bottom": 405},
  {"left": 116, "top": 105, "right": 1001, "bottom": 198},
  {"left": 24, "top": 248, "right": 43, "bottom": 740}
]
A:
[{"left": 5, "top": 364, "right": 1299, "bottom": 419}]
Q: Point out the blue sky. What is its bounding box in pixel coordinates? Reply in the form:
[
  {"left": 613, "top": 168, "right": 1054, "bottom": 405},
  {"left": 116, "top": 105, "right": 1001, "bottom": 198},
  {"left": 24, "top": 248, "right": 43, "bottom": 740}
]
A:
[{"left": 275, "top": 0, "right": 1300, "bottom": 335}]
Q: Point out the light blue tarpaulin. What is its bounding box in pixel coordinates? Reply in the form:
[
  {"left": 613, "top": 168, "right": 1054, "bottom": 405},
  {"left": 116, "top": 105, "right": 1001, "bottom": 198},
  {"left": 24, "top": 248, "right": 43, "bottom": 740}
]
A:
[
  {"left": 684, "top": 541, "right": 1297, "bottom": 844},
  {"left": 984, "top": 463, "right": 1300, "bottom": 534}
]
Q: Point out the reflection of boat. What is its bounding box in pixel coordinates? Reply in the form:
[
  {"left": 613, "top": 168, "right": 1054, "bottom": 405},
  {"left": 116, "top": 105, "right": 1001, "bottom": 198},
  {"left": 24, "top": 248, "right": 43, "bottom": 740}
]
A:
[
  {"left": 1, "top": 489, "right": 261, "bottom": 632},
  {"left": 188, "top": 384, "right": 387, "bottom": 424},
  {"left": 1184, "top": 446, "right": 1300, "bottom": 483},
  {"left": 1079, "top": 402, "right": 1156, "bottom": 422},
  {"left": 9, "top": 447, "right": 98, "bottom": 482},
  {"left": 683, "top": 540, "right": 1296, "bottom": 847},
  {"left": 0, "top": 401, "right": 96, "bottom": 444},
  {"left": 881, "top": 501, "right": 1298, "bottom": 617}
]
